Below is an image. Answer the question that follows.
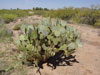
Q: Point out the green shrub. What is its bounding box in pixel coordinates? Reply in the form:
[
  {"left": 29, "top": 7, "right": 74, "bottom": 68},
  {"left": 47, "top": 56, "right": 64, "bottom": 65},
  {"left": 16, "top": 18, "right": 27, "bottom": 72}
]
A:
[
  {"left": 0, "top": 17, "right": 4, "bottom": 24},
  {"left": 95, "top": 19, "right": 100, "bottom": 27},
  {"left": 0, "top": 9, "right": 33, "bottom": 24},
  {"left": 33, "top": 8, "right": 100, "bottom": 27},
  {"left": 34, "top": 10, "right": 46, "bottom": 16},
  {"left": 2, "top": 14, "right": 18, "bottom": 23},
  {"left": 0, "top": 24, "right": 4, "bottom": 28},
  {"left": 0, "top": 29, "right": 13, "bottom": 37},
  {"left": 13, "top": 24, "right": 21, "bottom": 30},
  {"left": 0, "top": 25, "right": 13, "bottom": 42},
  {"left": 17, "top": 18, "right": 82, "bottom": 66}
]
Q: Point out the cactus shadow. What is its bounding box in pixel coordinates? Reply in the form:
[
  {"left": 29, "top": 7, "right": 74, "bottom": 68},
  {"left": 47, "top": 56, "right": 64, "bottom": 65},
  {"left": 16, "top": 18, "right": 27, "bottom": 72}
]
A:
[
  {"left": 37, "top": 51, "right": 79, "bottom": 75},
  {"left": 38, "top": 51, "right": 79, "bottom": 70}
]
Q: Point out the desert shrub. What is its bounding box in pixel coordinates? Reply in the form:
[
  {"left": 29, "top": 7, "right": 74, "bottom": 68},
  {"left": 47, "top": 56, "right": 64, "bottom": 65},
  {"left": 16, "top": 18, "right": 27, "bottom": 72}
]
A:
[
  {"left": 17, "top": 18, "right": 82, "bottom": 67},
  {"left": 13, "top": 24, "right": 21, "bottom": 30},
  {"left": 0, "top": 9, "right": 33, "bottom": 24},
  {"left": 0, "top": 25, "right": 13, "bottom": 42},
  {"left": 0, "top": 24, "right": 4, "bottom": 28},
  {"left": 0, "top": 29, "right": 13, "bottom": 40},
  {"left": 33, "top": 7, "right": 100, "bottom": 27},
  {"left": 0, "top": 17, "right": 4, "bottom": 24},
  {"left": 95, "top": 19, "right": 100, "bottom": 27},
  {"left": 42, "top": 8, "right": 75, "bottom": 20},
  {"left": 2, "top": 14, "right": 18, "bottom": 23},
  {"left": 34, "top": 10, "right": 46, "bottom": 16}
]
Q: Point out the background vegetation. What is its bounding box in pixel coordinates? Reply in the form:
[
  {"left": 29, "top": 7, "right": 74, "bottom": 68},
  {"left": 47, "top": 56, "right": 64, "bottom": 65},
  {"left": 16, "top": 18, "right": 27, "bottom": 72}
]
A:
[
  {"left": 0, "top": 9, "right": 33, "bottom": 23},
  {"left": 0, "top": 5, "right": 100, "bottom": 27},
  {"left": 33, "top": 6, "right": 100, "bottom": 27}
]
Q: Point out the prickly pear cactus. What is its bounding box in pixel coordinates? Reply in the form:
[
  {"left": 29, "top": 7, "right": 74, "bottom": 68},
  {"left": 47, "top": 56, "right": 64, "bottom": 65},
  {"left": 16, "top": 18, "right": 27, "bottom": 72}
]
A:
[{"left": 17, "top": 18, "right": 82, "bottom": 66}]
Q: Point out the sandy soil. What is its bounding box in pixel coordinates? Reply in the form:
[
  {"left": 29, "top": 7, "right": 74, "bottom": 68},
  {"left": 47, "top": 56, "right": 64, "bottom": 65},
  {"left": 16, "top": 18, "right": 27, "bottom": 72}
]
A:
[{"left": 6, "top": 16, "right": 100, "bottom": 75}]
